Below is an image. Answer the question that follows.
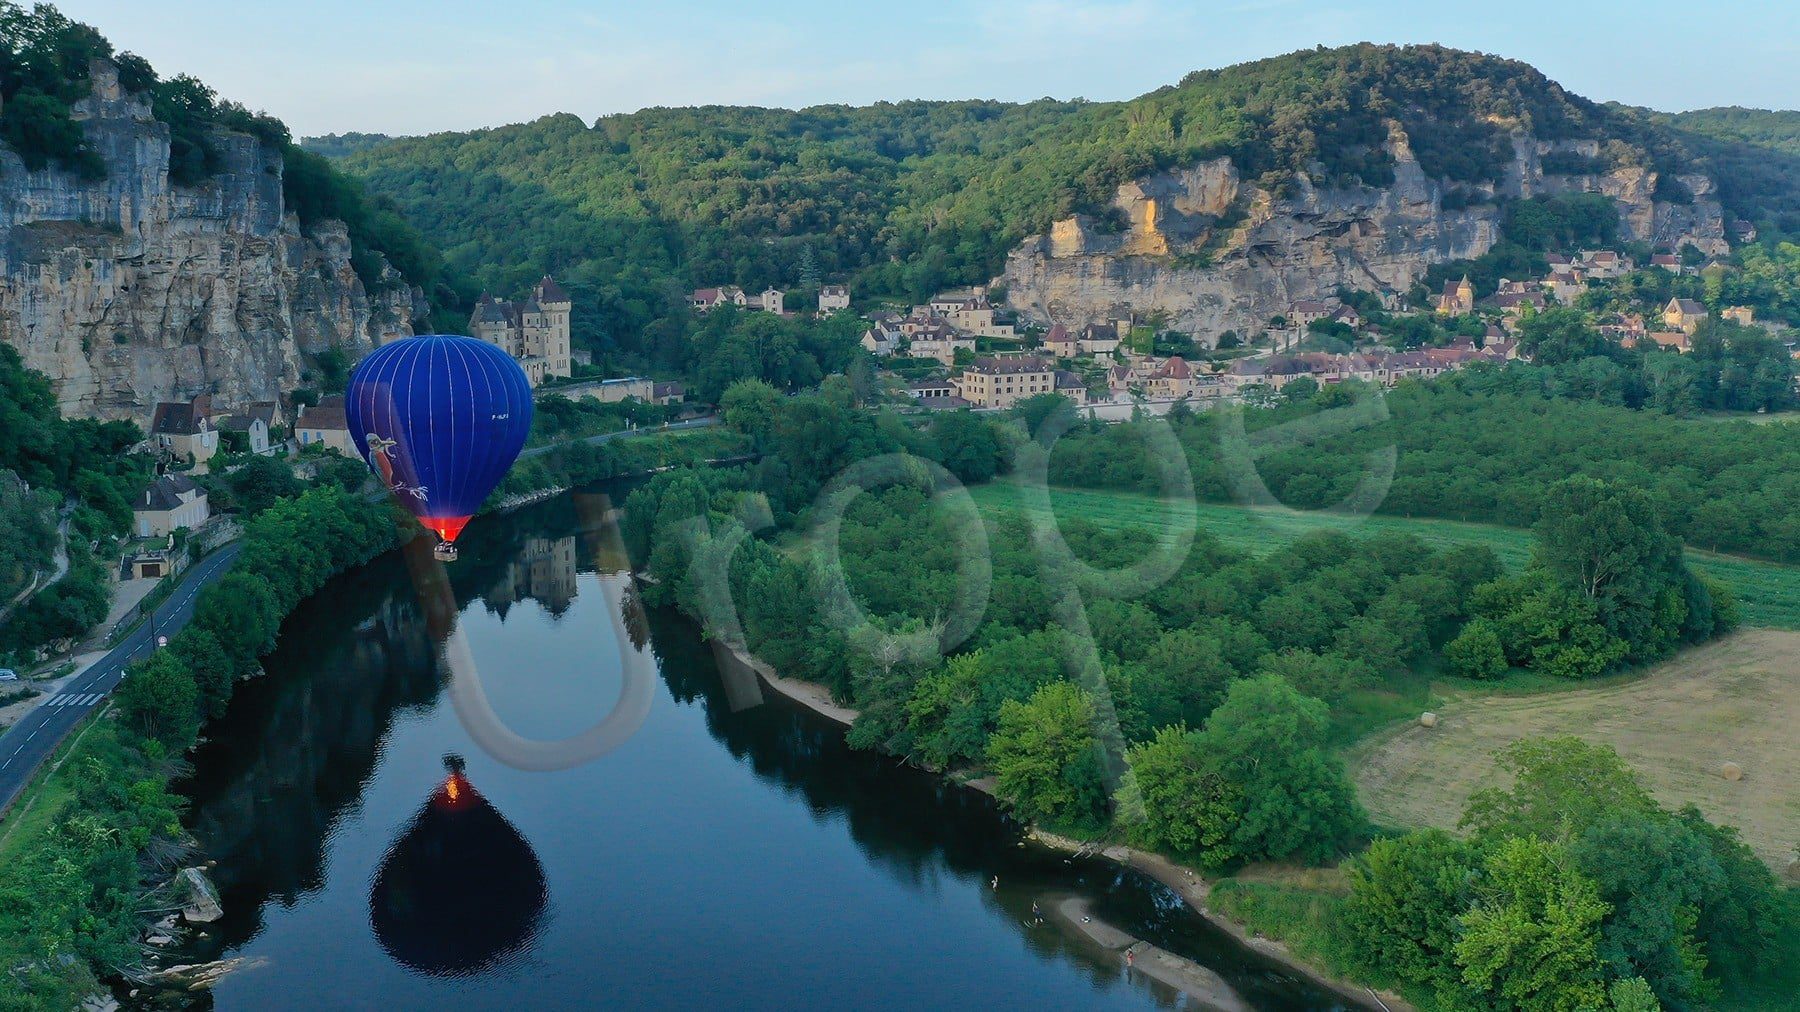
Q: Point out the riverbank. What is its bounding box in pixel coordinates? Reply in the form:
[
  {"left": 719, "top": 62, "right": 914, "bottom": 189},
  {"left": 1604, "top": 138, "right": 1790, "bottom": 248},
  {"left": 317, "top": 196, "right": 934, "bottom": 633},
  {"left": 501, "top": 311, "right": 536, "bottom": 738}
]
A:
[{"left": 718, "top": 635, "right": 1406, "bottom": 1012}]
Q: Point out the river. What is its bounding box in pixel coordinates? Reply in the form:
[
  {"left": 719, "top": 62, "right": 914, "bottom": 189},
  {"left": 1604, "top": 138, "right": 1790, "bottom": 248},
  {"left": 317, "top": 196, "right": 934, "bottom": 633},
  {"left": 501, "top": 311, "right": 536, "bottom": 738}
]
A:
[{"left": 169, "top": 486, "right": 1357, "bottom": 1010}]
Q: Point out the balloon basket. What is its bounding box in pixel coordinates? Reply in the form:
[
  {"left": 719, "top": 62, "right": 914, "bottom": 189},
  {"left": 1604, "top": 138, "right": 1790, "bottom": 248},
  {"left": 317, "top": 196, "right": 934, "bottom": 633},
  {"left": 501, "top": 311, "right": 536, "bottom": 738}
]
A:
[{"left": 433, "top": 541, "right": 459, "bottom": 563}]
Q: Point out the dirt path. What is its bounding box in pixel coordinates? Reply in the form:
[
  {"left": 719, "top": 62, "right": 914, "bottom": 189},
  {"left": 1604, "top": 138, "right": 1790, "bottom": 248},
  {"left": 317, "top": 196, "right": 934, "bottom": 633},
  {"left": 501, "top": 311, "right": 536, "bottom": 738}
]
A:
[{"left": 1351, "top": 630, "right": 1800, "bottom": 872}]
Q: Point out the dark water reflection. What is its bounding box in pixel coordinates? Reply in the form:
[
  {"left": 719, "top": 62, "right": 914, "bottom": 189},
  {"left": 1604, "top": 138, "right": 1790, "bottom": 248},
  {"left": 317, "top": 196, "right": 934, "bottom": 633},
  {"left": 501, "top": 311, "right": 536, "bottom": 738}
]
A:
[{"left": 171, "top": 489, "right": 1355, "bottom": 1010}]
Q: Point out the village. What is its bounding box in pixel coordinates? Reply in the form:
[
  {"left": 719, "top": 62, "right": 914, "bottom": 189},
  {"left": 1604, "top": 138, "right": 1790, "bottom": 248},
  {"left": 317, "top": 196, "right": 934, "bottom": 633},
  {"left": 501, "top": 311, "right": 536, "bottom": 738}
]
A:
[{"left": 687, "top": 239, "right": 1788, "bottom": 415}]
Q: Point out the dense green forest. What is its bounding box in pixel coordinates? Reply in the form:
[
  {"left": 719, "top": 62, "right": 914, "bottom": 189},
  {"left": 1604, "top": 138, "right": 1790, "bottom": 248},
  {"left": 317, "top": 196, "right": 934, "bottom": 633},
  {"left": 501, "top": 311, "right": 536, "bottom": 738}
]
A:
[
  {"left": 0, "top": 3, "right": 449, "bottom": 305},
  {"left": 0, "top": 344, "right": 148, "bottom": 661},
  {"left": 333, "top": 44, "right": 1770, "bottom": 359}
]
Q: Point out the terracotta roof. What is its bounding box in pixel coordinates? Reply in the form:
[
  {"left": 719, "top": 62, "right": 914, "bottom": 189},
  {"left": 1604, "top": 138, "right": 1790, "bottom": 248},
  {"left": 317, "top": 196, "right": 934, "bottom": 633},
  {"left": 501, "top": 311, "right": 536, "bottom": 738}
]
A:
[
  {"left": 1151, "top": 356, "right": 1192, "bottom": 379},
  {"left": 1043, "top": 323, "right": 1074, "bottom": 344},
  {"left": 1291, "top": 300, "right": 1332, "bottom": 314}
]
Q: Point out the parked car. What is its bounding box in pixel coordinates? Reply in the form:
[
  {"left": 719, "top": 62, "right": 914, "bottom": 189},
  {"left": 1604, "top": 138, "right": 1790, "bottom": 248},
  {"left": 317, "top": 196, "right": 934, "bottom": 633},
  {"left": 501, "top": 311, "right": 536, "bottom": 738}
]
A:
[{"left": 0, "top": 668, "right": 18, "bottom": 681}]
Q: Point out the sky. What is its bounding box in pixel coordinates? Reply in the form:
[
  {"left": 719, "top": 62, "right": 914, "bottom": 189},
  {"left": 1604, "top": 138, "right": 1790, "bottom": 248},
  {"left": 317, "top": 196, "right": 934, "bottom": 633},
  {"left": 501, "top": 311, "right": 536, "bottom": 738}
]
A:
[{"left": 55, "top": 0, "right": 1800, "bottom": 138}]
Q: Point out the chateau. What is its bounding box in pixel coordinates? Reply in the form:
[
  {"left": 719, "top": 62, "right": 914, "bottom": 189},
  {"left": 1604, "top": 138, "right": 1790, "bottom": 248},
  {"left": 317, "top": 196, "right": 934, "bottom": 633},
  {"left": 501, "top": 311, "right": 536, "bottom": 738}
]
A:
[{"left": 470, "top": 276, "right": 574, "bottom": 387}]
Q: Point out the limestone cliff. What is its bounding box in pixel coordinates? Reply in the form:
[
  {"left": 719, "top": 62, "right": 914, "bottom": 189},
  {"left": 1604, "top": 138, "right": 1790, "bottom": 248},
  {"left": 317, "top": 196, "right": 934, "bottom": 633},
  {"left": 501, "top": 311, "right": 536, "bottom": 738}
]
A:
[
  {"left": 0, "top": 60, "right": 424, "bottom": 422},
  {"left": 1000, "top": 126, "right": 1728, "bottom": 341}
]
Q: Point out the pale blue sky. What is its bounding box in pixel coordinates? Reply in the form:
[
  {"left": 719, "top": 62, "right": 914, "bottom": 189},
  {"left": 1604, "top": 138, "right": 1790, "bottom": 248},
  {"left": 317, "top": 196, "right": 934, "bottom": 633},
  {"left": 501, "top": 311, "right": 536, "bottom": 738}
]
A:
[{"left": 58, "top": 0, "right": 1800, "bottom": 137}]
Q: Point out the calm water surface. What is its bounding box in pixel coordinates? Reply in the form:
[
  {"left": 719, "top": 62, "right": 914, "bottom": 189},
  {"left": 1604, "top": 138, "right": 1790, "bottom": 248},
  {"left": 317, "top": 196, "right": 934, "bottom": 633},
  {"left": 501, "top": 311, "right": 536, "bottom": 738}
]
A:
[{"left": 172, "top": 488, "right": 1356, "bottom": 1010}]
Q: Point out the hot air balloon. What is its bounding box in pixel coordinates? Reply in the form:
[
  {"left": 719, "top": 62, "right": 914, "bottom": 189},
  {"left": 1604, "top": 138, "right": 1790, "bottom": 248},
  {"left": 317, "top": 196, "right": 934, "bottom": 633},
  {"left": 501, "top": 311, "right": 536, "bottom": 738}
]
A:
[{"left": 346, "top": 335, "right": 533, "bottom": 561}]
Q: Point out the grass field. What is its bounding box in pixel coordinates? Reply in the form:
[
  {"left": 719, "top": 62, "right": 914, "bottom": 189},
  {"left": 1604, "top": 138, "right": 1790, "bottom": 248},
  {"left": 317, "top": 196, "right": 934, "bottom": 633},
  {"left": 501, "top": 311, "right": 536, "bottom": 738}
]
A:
[
  {"left": 1347, "top": 630, "right": 1800, "bottom": 874},
  {"left": 968, "top": 481, "right": 1800, "bottom": 630}
]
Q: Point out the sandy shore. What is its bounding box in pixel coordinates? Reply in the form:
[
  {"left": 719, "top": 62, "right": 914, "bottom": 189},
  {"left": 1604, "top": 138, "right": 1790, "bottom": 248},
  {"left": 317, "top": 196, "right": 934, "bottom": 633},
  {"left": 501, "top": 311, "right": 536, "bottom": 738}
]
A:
[
  {"left": 1052, "top": 895, "right": 1254, "bottom": 1011},
  {"left": 724, "top": 637, "right": 1409, "bottom": 1012}
]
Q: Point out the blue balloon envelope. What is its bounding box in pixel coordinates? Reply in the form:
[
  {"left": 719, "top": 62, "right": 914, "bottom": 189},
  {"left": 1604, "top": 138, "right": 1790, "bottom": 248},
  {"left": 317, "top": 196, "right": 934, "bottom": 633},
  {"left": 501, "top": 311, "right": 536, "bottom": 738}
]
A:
[{"left": 345, "top": 335, "right": 533, "bottom": 554}]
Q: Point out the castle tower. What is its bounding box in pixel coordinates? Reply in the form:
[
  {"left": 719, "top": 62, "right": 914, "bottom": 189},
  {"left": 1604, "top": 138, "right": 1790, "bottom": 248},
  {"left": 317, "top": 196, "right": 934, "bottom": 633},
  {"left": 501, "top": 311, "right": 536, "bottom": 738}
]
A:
[{"left": 532, "top": 276, "right": 572, "bottom": 379}]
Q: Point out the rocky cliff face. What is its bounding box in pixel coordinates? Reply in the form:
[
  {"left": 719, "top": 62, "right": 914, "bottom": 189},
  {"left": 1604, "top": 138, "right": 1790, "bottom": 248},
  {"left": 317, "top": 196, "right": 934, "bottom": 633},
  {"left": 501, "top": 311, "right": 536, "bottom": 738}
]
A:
[
  {"left": 0, "top": 60, "right": 423, "bottom": 422},
  {"left": 1001, "top": 125, "right": 1728, "bottom": 340}
]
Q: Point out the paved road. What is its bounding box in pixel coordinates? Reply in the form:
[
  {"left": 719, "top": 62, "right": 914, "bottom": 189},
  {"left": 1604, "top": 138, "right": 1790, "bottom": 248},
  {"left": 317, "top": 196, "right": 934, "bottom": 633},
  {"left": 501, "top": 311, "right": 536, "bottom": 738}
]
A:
[
  {"left": 0, "top": 541, "right": 244, "bottom": 816},
  {"left": 519, "top": 415, "right": 717, "bottom": 460}
]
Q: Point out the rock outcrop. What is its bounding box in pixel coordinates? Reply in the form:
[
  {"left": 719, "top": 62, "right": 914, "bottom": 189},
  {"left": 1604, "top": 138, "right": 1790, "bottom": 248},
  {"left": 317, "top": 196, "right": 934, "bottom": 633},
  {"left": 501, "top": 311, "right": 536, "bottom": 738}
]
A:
[
  {"left": 0, "top": 60, "right": 423, "bottom": 423},
  {"left": 1001, "top": 125, "right": 1728, "bottom": 341}
]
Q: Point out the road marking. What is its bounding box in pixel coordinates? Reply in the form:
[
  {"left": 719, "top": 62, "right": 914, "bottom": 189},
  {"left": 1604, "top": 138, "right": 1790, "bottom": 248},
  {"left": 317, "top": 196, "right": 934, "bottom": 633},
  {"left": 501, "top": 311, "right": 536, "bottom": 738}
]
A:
[{"left": 47, "top": 694, "right": 70, "bottom": 707}]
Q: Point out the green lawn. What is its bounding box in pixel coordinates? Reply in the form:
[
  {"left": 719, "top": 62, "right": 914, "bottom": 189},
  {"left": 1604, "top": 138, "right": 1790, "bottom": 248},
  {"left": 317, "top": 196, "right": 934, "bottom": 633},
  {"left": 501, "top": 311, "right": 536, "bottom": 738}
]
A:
[{"left": 969, "top": 481, "right": 1800, "bottom": 630}]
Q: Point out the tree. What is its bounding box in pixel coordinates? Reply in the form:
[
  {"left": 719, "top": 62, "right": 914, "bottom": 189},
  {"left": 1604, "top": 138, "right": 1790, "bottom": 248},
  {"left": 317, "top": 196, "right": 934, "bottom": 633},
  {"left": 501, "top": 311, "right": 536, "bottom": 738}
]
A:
[
  {"left": 1445, "top": 618, "right": 1508, "bottom": 679},
  {"left": 1194, "top": 675, "right": 1364, "bottom": 863},
  {"left": 929, "top": 411, "right": 1004, "bottom": 484},
  {"left": 1122, "top": 725, "right": 1240, "bottom": 868},
  {"left": 1514, "top": 309, "right": 1614, "bottom": 367},
  {"left": 1570, "top": 812, "right": 1719, "bottom": 1008},
  {"left": 115, "top": 652, "right": 201, "bottom": 747},
  {"left": 986, "top": 681, "right": 1108, "bottom": 828},
  {"left": 1461, "top": 737, "right": 1657, "bottom": 845},
  {"left": 718, "top": 377, "right": 783, "bottom": 447},
  {"left": 1609, "top": 977, "right": 1663, "bottom": 1012},
  {"left": 1454, "top": 835, "right": 1611, "bottom": 1012},
  {"left": 225, "top": 454, "right": 303, "bottom": 516},
  {"left": 1341, "top": 829, "right": 1479, "bottom": 992}
]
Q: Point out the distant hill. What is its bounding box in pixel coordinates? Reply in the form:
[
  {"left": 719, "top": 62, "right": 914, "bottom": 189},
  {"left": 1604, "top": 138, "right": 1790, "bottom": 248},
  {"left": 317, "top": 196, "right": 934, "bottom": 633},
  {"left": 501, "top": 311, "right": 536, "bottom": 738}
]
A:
[
  {"left": 331, "top": 43, "right": 1800, "bottom": 351},
  {"left": 301, "top": 131, "right": 397, "bottom": 159}
]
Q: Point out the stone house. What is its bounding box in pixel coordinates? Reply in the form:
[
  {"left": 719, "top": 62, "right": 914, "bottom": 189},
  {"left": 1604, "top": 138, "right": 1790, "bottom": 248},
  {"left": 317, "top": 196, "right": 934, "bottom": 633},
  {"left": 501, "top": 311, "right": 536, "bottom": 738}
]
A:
[
  {"left": 133, "top": 474, "right": 209, "bottom": 538},
  {"left": 1435, "top": 276, "right": 1474, "bottom": 315},
  {"left": 1663, "top": 298, "right": 1709, "bottom": 333},
  {"left": 216, "top": 413, "right": 272, "bottom": 455},
  {"left": 470, "top": 276, "right": 573, "bottom": 388},
  {"left": 1288, "top": 300, "right": 1334, "bottom": 327},
  {"left": 939, "top": 294, "right": 1015, "bottom": 339},
  {"left": 953, "top": 356, "right": 1056, "bottom": 408},
  {"left": 149, "top": 395, "right": 219, "bottom": 463},
  {"left": 861, "top": 319, "right": 903, "bottom": 358},
  {"left": 818, "top": 285, "right": 850, "bottom": 314},
  {"left": 295, "top": 395, "right": 356, "bottom": 455},
  {"left": 1042, "top": 323, "right": 1079, "bottom": 358},
  {"left": 906, "top": 322, "right": 974, "bottom": 366},
  {"left": 1722, "top": 305, "right": 1756, "bottom": 326}
]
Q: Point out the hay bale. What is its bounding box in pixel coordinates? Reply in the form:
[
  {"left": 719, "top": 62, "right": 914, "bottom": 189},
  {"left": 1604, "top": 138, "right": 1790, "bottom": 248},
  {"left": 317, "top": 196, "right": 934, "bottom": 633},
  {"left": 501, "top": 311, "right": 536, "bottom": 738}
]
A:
[
  {"left": 1720, "top": 762, "right": 1743, "bottom": 782},
  {"left": 1787, "top": 859, "right": 1800, "bottom": 883},
  {"left": 1419, "top": 711, "right": 1439, "bottom": 728}
]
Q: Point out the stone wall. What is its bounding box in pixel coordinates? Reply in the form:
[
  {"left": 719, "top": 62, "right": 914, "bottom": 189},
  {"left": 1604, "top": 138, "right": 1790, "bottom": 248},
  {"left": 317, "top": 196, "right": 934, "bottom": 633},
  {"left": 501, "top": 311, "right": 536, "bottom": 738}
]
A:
[{"left": 0, "top": 59, "right": 423, "bottom": 422}]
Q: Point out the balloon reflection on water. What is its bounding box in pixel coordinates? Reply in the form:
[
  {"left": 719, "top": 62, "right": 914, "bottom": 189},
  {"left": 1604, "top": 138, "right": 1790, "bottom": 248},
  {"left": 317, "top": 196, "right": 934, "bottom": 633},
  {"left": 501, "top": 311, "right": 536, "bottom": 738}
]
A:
[{"left": 368, "top": 754, "right": 549, "bottom": 977}]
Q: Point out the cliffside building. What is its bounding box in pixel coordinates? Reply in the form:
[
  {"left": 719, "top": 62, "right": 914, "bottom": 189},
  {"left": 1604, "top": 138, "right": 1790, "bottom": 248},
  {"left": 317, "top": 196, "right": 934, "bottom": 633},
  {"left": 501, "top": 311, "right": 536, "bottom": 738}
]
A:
[
  {"left": 1435, "top": 276, "right": 1475, "bottom": 315},
  {"left": 818, "top": 285, "right": 850, "bottom": 314},
  {"left": 295, "top": 395, "right": 356, "bottom": 455},
  {"left": 148, "top": 395, "right": 219, "bottom": 465},
  {"left": 470, "top": 276, "right": 573, "bottom": 387},
  {"left": 133, "top": 474, "right": 209, "bottom": 538}
]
